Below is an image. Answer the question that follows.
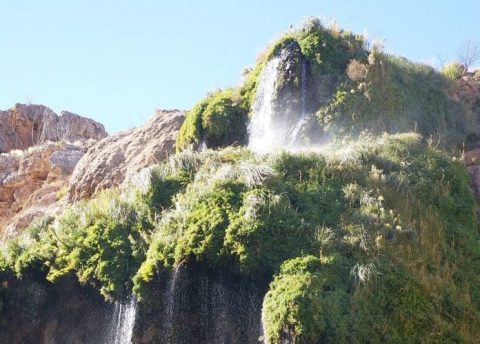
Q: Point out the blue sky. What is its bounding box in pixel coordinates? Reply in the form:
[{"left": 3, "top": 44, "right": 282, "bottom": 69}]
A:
[{"left": 1, "top": 0, "right": 479, "bottom": 133}]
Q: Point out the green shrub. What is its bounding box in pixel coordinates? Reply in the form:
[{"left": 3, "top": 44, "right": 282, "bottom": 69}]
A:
[
  {"left": 176, "top": 89, "right": 248, "bottom": 151},
  {"left": 44, "top": 191, "right": 151, "bottom": 300},
  {"left": 1, "top": 130, "right": 479, "bottom": 341},
  {"left": 442, "top": 61, "right": 466, "bottom": 80},
  {"left": 317, "top": 51, "right": 466, "bottom": 147},
  {"left": 262, "top": 256, "right": 350, "bottom": 344}
]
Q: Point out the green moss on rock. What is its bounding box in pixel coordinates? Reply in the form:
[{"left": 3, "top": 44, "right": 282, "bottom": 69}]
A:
[{"left": 176, "top": 89, "right": 248, "bottom": 151}]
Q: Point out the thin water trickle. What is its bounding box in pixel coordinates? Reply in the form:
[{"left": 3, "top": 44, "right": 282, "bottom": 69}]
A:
[
  {"left": 287, "top": 60, "right": 309, "bottom": 147},
  {"left": 199, "top": 139, "right": 207, "bottom": 152},
  {"left": 300, "top": 59, "right": 307, "bottom": 118},
  {"left": 109, "top": 296, "right": 137, "bottom": 344},
  {"left": 164, "top": 266, "right": 181, "bottom": 341}
]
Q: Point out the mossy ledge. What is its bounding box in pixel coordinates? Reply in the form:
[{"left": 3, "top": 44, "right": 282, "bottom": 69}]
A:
[
  {"left": 177, "top": 17, "right": 477, "bottom": 152},
  {"left": 2, "top": 133, "right": 480, "bottom": 342}
]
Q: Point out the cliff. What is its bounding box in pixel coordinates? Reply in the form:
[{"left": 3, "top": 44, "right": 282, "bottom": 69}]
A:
[{"left": 2, "top": 18, "right": 480, "bottom": 344}]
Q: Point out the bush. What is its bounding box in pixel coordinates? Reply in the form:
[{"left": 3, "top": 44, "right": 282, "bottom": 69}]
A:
[
  {"left": 442, "top": 61, "right": 466, "bottom": 80},
  {"left": 262, "top": 256, "right": 350, "bottom": 344},
  {"left": 45, "top": 191, "right": 151, "bottom": 300},
  {"left": 1, "top": 132, "right": 479, "bottom": 341},
  {"left": 318, "top": 51, "right": 467, "bottom": 148},
  {"left": 346, "top": 59, "right": 368, "bottom": 81},
  {"left": 176, "top": 89, "right": 248, "bottom": 151}
]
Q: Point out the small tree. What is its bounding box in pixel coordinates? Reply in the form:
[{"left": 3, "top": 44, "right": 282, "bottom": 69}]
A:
[{"left": 457, "top": 39, "right": 480, "bottom": 71}]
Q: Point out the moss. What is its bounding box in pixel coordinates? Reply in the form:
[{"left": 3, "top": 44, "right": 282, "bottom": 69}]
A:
[
  {"left": 2, "top": 17, "right": 480, "bottom": 339},
  {"left": 176, "top": 89, "right": 248, "bottom": 151},
  {"left": 175, "top": 99, "right": 206, "bottom": 150},
  {"left": 262, "top": 256, "right": 350, "bottom": 344},
  {"left": 224, "top": 187, "right": 313, "bottom": 277},
  {"left": 144, "top": 169, "right": 192, "bottom": 213},
  {"left": 317, "top": 51, "right": 467, "bottom": 148},
  {"left": 43, "top": 191, "right": 151, "bottom": 300}
]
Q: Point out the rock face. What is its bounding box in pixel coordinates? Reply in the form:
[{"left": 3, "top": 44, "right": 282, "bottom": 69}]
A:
[
  {"left": 133, "top": 263, "right": 264, "bottom": 344},
  {"left": 0, "top": 265, "right": 263, "bottom": 344},
  {"left": 68, "top": 109, "right": 184, "bottom": 202},
  {"left": 0, "top": 103, "right": 107, "bottom": 236},
  {"left": 0, "top": 142, "right": 90, "bottom": 236},
  {"left": 0, "top": 274, "right": 113, "bottom": 344},
  {"left": 0, "top": 103, "right": 107, "bottom": 153},
  {"left": 271, "top": 40, "right": 315, "bottom": 124},
  {"left": 449, "top": 73, "right": 480, "bottom": 148},
  {"left": 464, "top": 147, "right": 480, "bottom": 202}
]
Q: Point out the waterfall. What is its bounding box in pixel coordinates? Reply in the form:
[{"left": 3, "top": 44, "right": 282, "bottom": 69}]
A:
[
  {"left": 247, "top": 57, "right": 281, "bottom": 153},
  {"left": 164, "top": 266, "right": 181, "bottom": 341},
  {"left": 248, "top": 55, "right": 310, "bottom": 153},
  {"left": 109, "top": 296, "right": 137, "bottom": 344},
  {"left": 199, "top": 138, "right": 207, "bottom": 152},
  {"left": 288, "top": 60, "right": 309, "bottom": 147},
  {"left": 300, "top": 58, "right": 307, "bottom": 118},
  {"left": 134, "top": 264, "right": 263, "bottom": 343}
]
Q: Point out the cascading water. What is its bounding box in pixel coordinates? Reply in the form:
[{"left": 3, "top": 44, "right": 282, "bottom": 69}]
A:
[
  {"left": 248, "top": 53, "right": 310, "bottom": 153},
  {"left": 247, "top": 57, "right": 281, "bottom": 153},
  {"left": 199, "top": 138, "right": 208, "bottom": 152},
  {"left": 109, "top": 296, "right": 137, "bottom": 344},
  {"left": 288, "top": 59, "right": 309, "bottom": 147},
  {"left": 164, "top": 266, "right": 181, "bottom": 341},
  {"left": 133, "top": 264, "right": 263, "bottom": 344}
]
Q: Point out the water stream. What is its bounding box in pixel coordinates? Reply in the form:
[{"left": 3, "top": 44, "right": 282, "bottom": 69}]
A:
[
  {"left": 109, "top": 296, "right": 137, "bottom": 344},
  {"left": 288, "top": 60, "right": 308, "bottom": 147},
  {"left": 248, "top": 54, "right": 309, "bottom": 153},
  {"left": 247, "top": 57, "right": 281, "bottom": 153},
  {"left": 164, "top": 266, "right": 181, "bottom": 341}
]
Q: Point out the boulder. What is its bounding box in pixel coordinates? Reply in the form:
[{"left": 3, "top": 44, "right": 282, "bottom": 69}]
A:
[
  {"left": 0, "top": 143, "right": 88, "bottom": 236},
  {"left": 68, "top": 110, "right": 184, "bottom": 201},
  {"left": 464, "top": 148, "right": 480, "bottom": 166},
  {"left": 0, "top": 103, "right": 107, "bottom": 153}
]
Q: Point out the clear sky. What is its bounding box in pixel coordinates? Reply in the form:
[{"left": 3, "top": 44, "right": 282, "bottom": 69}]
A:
[{"left": 1, "top": 0, "right": 479, "bottom": 133}]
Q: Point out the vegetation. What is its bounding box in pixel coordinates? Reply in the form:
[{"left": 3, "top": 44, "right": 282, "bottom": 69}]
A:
[
  {"left": 178, "top": 17, "right": 474, "bottom": 151},
  {"left": 2, "top": 133, "right": 480, "bottom": 341},
  {"left": 176, "top": 89, "right": 248, "bottom": 151},
  {"left": 2, "top": 17, "right": 480, "bottom": 343},
  {"left": 442, "top": 61, "right": 466, "bottom": 80}
]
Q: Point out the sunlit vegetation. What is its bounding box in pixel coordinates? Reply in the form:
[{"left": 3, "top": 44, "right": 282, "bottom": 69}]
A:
[
  {"left": 2, "top": 17, "right": 480, "bottom": 343},
  {"left": 2, "top": 133, "right": 478, "bottom": 341}
]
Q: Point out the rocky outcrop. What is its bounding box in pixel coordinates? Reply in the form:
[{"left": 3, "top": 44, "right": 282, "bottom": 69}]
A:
[
  {"left": 464, "top": 147, "right": 480, "bottom": 202},
  {"left": 133, "top": 263, "right": 264, "bottom": 344},
  {"left": 68, "top": 110, "right": 184, "bottom": 202},
  {"left": 0, "top": 142, "right": 92, "bottom": 236},
  {"left": 266, "top": 39, "right": 312, "bottom": 136},
  {"left": 449, "top": 73, "right": 480, "bottom": 148},
  {"left": 0, "top": 103, "right": 106, "bottom": 236},
  {"left": 0, "top": 273, "right": 112, "bottom": 344},
  {"left": 449, "top": 72, "right": 480, "bottom": 104},
  {"left": 0, "top": 104, "right": 107, "bottom": 153}
]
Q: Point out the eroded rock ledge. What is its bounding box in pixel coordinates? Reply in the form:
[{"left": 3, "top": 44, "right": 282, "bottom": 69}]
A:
[
  {"left": 67, "top": 109, "right": 184, "bottom": 202},
  {"left": 0, "top": 105, "right": 185, "bottom": 236},
  {"left": 0, "top": 103, "right": 107, "bottom": 153}
]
